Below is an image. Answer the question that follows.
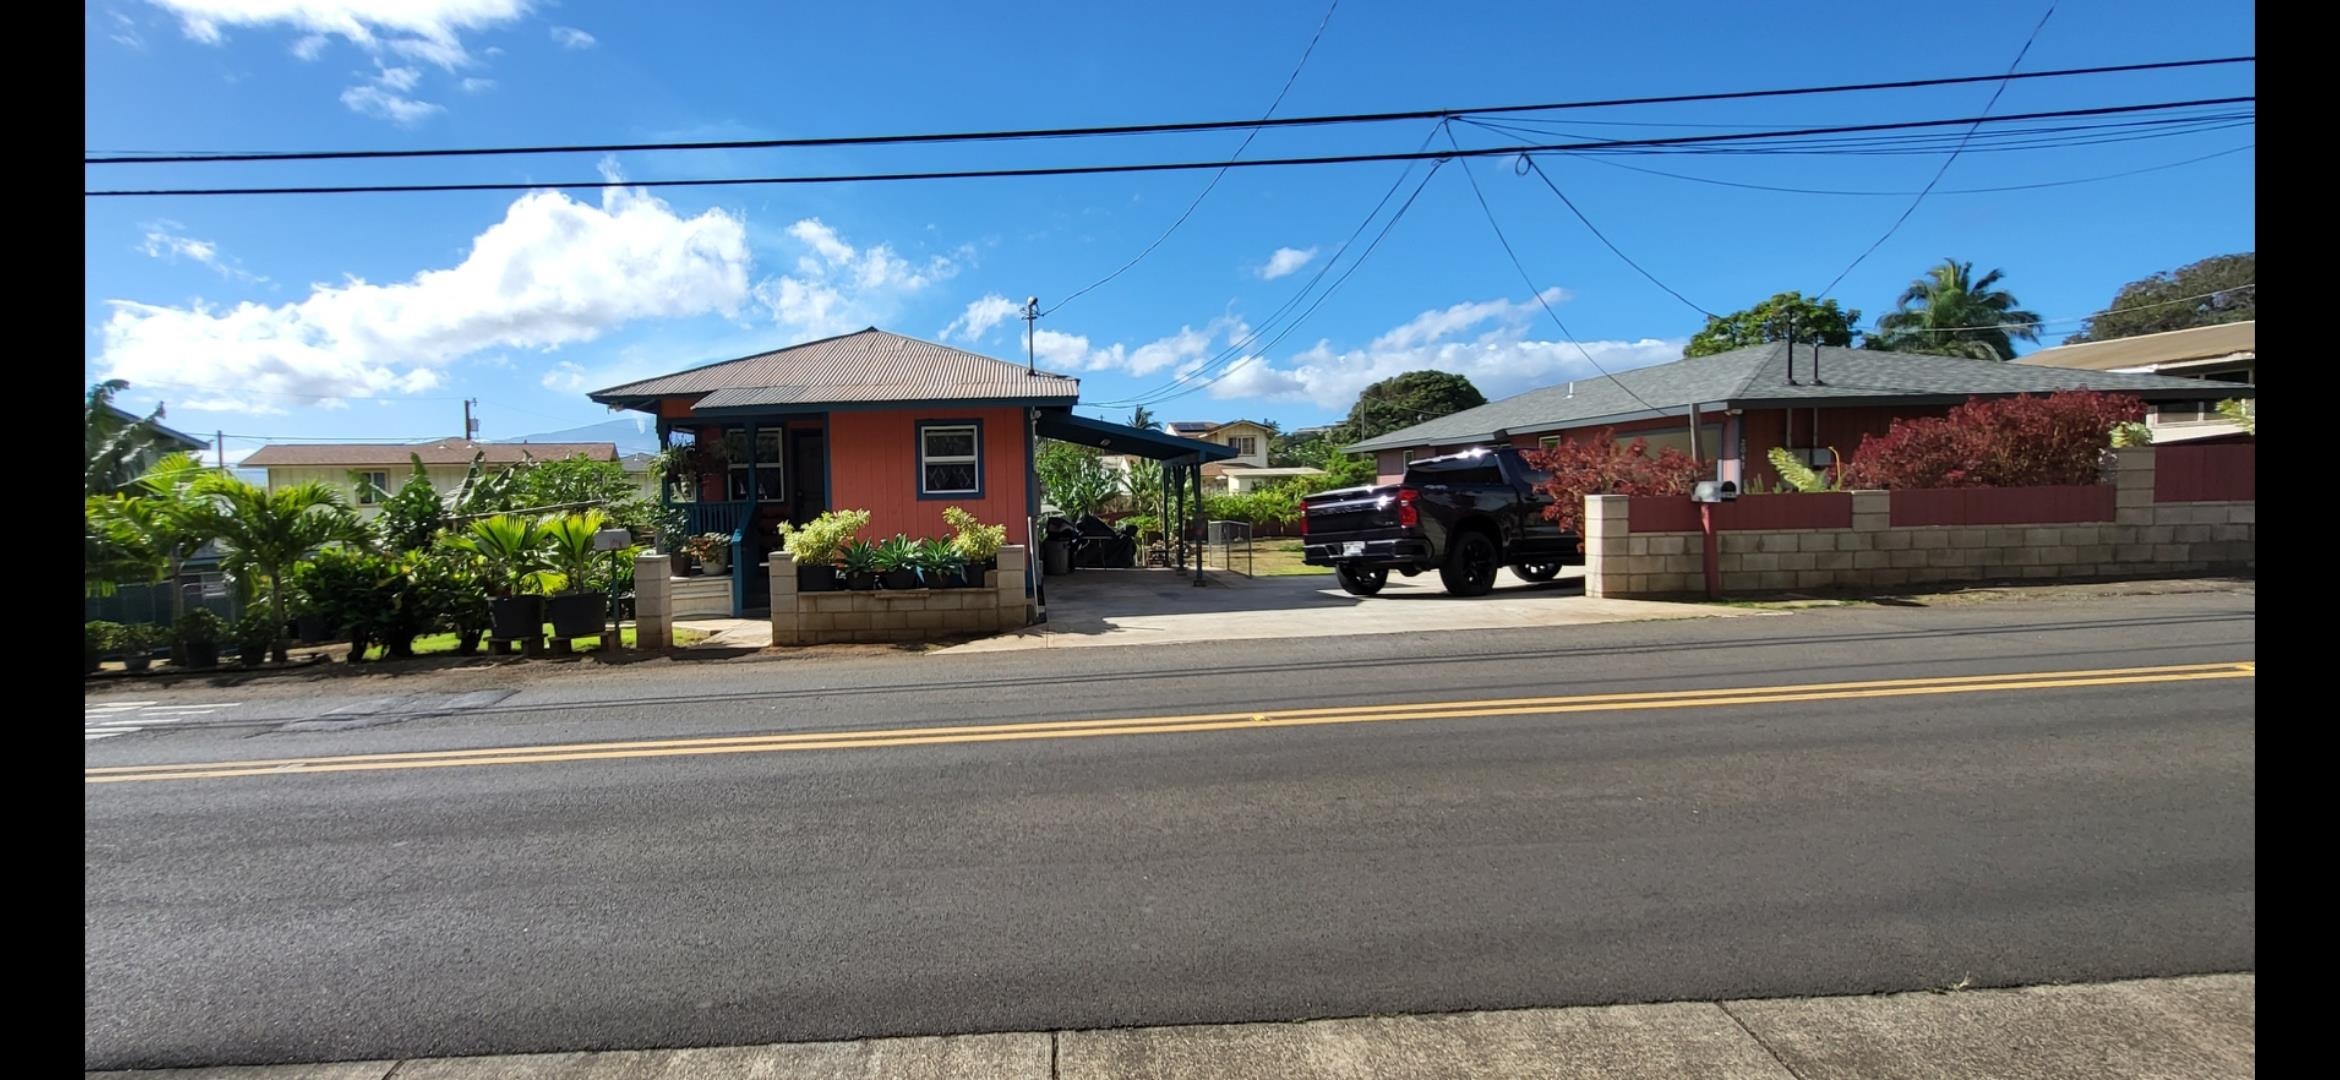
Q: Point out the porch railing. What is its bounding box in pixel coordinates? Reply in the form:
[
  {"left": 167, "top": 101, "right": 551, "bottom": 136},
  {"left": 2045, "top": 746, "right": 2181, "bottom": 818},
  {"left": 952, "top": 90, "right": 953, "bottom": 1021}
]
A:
[{"left": 680, "top": 500, "right": 754, "bottom": 537}]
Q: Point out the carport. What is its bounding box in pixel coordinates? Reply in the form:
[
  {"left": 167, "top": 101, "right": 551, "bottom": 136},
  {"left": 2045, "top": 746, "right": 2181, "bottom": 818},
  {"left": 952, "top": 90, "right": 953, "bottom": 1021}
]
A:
[{"left": 1034, "top": 410, "right": 1238, "bottom": 586}]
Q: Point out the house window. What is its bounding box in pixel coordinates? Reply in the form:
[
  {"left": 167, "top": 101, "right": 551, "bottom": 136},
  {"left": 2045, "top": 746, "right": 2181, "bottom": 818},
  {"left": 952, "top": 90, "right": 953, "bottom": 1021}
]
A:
[
  {"left": 1400, "top": 449, "right": 1415, "bottom": 465},
  {"left": 918, "top": 420, "right": 984, "bottom": 498},
  {"left": 355, "top": 471, "right": 389, "bottom": 505},
  {"left": 724, "top": 428, "right": 785, "bottom": 503},
  {"left": 1231, "top": 436, "right": 1257, "bottom": 456},
  {"left": 1539, "top": 436, "right": 1561, "bottom": 450}
]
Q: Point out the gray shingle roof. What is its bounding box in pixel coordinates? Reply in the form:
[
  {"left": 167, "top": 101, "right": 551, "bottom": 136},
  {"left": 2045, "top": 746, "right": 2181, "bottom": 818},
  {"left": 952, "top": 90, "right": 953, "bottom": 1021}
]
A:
[
  {"left": 1345, "top": 342, "right": 2258, "bottom": 453},
  {"left": 588, "top": 327, "right": 1079, "bottom": 410}
]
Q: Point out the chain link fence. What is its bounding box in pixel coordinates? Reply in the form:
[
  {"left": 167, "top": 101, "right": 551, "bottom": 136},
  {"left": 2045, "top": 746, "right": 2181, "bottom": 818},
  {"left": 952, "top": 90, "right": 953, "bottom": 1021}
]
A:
[{"left": 1202, "top": 520, "right": 1254, "bottom": 577}]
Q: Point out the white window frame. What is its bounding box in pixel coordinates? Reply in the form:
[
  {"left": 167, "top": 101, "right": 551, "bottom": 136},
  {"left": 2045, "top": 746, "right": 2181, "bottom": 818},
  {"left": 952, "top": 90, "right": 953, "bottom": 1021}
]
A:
[
  {"left": 356, "top": 471, "right": 389, "bottom": 505},
  {"left": 919, "top": 422, "right": 983, "bottom": 497}
]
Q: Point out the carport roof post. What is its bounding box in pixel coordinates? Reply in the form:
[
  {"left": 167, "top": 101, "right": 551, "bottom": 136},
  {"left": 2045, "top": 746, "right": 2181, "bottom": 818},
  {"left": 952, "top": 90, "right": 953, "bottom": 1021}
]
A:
[{"left": 1035, "top": 410, "right": 1238, "bottom": 461}]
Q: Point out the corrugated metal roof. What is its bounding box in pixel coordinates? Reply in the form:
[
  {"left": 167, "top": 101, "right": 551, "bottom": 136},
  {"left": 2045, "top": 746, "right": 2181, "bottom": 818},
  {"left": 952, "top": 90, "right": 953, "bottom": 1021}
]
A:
[
  {"left": 241, "top": 439, "right": 617, "bottom": 467},
  {"left": 2013, "top": 321, "right": 2255, "bottom": 372},
  {"left": 1347, "top": 341, "right": 2259, "bottom": 453},
  {"left": 96, "top": 403, "right": 209, "bottom": 451},
  {"left": 588, "top": 327, "right": 1079, "bottom": 408}
]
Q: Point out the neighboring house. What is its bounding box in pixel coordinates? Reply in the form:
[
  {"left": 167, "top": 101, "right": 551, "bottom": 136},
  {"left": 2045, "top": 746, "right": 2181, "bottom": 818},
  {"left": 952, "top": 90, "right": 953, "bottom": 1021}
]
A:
[
  {"left": 1344, "top": 342, "right": 2256, "bottom": 491},
  {"left": 1171, "top": 418, "right": 1326, "bottom": 492},
  {"left": 588, "top": 327, "right": 1234, "bottom": 616},
  {"left": 239, "top": 438, "right": 619, "bottom": 517},
  {"left": 2014, "top": 321, "right": 2254, "bottom": 442},
  {"left": 619, "top": 452, "right": 661, "bottom": 500}
]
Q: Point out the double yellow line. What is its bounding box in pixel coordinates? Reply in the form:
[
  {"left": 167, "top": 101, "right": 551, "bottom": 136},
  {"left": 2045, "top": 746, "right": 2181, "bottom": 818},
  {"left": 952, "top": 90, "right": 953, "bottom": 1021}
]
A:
[{"left": 86, "top": 661, "right": 2253, "bottom": 785}]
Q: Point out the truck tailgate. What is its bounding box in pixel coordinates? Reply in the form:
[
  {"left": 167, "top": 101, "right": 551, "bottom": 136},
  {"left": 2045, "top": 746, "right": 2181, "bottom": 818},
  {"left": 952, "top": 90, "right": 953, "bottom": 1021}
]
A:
[{"left": 1304, "top": 488, "right": 1400, "bottom": 536}]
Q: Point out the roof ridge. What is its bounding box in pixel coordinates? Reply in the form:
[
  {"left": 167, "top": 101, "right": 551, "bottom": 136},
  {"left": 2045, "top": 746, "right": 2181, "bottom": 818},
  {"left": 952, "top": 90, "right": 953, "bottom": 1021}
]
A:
[
  {"left": 587, "top": 325, "right": 889, "bottom": 398},
  {"left": 1721, "top": 340, "right": 1787, "bottom": 401}
]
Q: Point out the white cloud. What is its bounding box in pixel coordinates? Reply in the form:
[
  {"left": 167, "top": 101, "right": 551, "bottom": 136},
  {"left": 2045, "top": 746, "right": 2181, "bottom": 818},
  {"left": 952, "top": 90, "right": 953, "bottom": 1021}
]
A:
[
  {"left": 1025, "top": 318, "right": 1234, "bottom": 377},
  {"left": 1256, "top": 246, "right": 1318, "bottom": 280},
  {"left": 146, "top": 0, "right": 531, "bottom": 68},
  {"left": 540, "top": 361, "right": 588, "bottom": 391},
  {"left": 1370, "top": 288, "right": 1568, "bottom": 351},
  {"left": 755, "top": 218, "right": 956, "bottom": 340},
  {"left": 95, "top": 181, "right": 751, "bottom": 413},
  {"left": 107, "top": 9, "right": 146, "bottom": 48},
  {"left": 341, "top": 81, "right": 442, "bottom": 124},
  {"left": 548, "top": 24, "right": 594, "bottom": 49},
  {"left": 370, "top": 62, "right": 421, "bottom": 90},
  {"left": 941, "top": 294, "right": 1021, "bottom": 343},
  {"left": 290, "top": 32, "right": 327, "bottom": 59},
  {"left": 460, "top": 75, "right": 495, "bottom": 93},
  {"left": 138, "top": 221, "right": 267, "bottom": 284}
]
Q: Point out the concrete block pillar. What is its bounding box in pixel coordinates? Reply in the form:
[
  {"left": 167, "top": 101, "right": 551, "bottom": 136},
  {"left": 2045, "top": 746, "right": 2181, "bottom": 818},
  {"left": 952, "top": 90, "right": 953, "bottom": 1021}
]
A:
[
  {"left": 2111, "top": 447, "right": 2158, "bottom": 525},
  {"left": 634, "top": 553, "right": 673, "bottom": 651},
  {"left": 1582, "top": 496, "right": 1629, "bottom": 599},
  {"left": 1851, "top": 490, "right": 1891, "bottom": 533},
  {"left": 769, "top": 551, "right": 800, "bottom": 646},
  {"left": 995, "top": 545, "right": 1031, "bottom": 628}
]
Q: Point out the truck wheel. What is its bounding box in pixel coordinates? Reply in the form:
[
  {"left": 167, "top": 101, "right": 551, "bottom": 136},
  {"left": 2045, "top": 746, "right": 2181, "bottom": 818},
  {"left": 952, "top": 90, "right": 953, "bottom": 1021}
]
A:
[
  {"left": 1512, "top": 562, "right": 1563, "bottom": 582},
  {"left": 1440, "top": 531, "right": 1499, "bottom": 597},
  {"left": 1336, "top": 564, "right": 1388, "bottom": 596}
]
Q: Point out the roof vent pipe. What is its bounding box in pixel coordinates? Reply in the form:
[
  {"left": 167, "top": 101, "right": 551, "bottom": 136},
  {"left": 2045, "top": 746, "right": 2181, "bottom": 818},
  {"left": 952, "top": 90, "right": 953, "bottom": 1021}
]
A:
[
  {"left": 1566, "top": 381, "right": 1574, "bottom": 398},
  {"left": 1812, "top": 341, "right": 1825, "bottom": 385}
]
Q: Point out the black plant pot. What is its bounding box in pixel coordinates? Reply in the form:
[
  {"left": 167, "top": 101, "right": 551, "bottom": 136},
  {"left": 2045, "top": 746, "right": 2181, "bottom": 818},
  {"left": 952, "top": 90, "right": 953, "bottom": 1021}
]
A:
[
  {"left": 798, "top": 564, "right": 840, "bottom": 592},
  {"left": 183, "top": 642, "right": 220, "bottom": 669},
  {"left": 85, "top": 649, "right": 101, "bottom": 675},
  {"left": 970, "top": 558, "right": 998, "bottom": 581},
  {"left": 846, "top": 572, "right": 878, "bottom": 591},
  {"left": 123, "top": 652, "right": 153, "bottom": 673},
  {"left": 669, "top": 550, "right": 692, "bottom": 579},
  {"left": 546, "top": 593, "right": 605, "bottom": 639},
  {"left": 927, "top": 569, "right": 967, "bottom": 589},
  {"left": 881, "top": 569, "right": 921, "bottom": 590},
  {"left": 295, "top": 614, "right": 331, "bottom": 643},
  {"left": 490, "top": 595, "right": 545, "bottom": 641},
  {"left": 456, "top": 630, "right": 483, "bottom": 656}
]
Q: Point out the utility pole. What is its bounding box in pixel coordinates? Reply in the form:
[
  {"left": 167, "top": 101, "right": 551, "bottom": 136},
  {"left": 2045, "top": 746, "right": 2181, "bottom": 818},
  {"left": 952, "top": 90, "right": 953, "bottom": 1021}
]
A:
[
  {"left": 463, "top": 398, "right": 479, "bottom": 441},
  {"left": 1022, "top": 296, "right": 1040, "bottom": 373},
  {"left": 216, "top": 431, "right": 226, "bottom": 473}
]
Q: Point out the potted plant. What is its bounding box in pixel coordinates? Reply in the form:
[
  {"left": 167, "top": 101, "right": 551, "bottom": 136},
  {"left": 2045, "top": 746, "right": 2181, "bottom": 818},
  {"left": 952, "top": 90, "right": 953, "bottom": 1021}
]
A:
[
  {"left": 775, "top": 508, "right": 867, "bottom": 593},
  {"left": 542, "top": 510, "right": 614, "bottom": 640},
  {"left": 175, "top": 608, "right": 227, "bottom": 669},
  {"left": 85, "top": 621, "right": 121, "bottom": 674},
  {"left": 840, "top": 538, "right": 883, "bottom": 591},
  {"left": 116, "top": 623, "right": 162, "bottom": 672},
  {"left": 687, "top": 532, "right": 732, "bottom": 576},
  {"left": 874, "top": 535, "right": 921, "bottom": 590},
  {"left": 911, "top": 537, "right": 967, "bottom": 588},
  {"left": 458, "top": 514, "right": 551, "bottom": 643},
  {"left": 233, "top": 611, "right": 277, "bottom": 668},
  {"left": 945, "top": 505, "right": 1007, "bottom": 580}
]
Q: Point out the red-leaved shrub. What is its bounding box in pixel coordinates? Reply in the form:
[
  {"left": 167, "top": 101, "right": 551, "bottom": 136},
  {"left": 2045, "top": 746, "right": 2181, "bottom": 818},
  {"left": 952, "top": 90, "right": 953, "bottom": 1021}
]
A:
[
  {"left": 1522, "top": 430, "right": 1702, "bottom": 533},
  {"left": 1842, "top": 390, "right": 2145, "bottom": 490}
]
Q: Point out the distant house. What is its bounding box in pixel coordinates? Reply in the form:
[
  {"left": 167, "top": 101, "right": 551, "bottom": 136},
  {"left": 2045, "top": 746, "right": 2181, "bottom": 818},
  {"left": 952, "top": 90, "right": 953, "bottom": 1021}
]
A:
[
  {"left": 239, "top": 438, "right": 619, "bottom": 517},
  {"left": 97, "top": 403, "right": 210, "bottom": 471},
  {"left": 2015, "top": 321, "right": 2254, "bottom": 442},
  {"left": 1345, "top": 341, "right": 2255, "bottom": 491},
  {"left": 1170, "top": 419, "right": 1325, "bottom": 492},
  {"left": 619, "top": 452, "right": 661, "bottom": 500}
]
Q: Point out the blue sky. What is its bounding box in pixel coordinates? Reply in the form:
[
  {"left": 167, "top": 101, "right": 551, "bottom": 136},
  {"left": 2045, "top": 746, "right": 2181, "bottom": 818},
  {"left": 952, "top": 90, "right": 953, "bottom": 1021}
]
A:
[{"left": 84, "top": 1, "right": 2255, "bottom": 461}]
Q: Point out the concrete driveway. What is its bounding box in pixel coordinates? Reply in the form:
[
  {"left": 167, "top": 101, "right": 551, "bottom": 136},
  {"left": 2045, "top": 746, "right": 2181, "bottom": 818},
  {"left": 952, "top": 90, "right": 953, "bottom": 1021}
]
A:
[{"left": 941, "top": 565, "right": 1736, "bottom": 653}]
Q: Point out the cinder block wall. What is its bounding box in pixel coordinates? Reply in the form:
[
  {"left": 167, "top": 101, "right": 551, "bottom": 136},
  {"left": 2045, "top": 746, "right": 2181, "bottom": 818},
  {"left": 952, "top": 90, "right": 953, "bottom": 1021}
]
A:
[
  {"left": 668, "top": 576, "right": 732, "bottom": 620},
  {"left": 769, "top": 546, "right": 1032, "bottom": 645},
  {"left": 1584, "top": 448, "right": 2253, "bottom": 599}
]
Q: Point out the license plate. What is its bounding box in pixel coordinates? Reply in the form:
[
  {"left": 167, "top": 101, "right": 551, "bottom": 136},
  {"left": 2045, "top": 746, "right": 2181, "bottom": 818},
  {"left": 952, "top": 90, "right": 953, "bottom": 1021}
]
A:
[{"left": 1342, "top": 541, "right": 1366, "bottom": 557}]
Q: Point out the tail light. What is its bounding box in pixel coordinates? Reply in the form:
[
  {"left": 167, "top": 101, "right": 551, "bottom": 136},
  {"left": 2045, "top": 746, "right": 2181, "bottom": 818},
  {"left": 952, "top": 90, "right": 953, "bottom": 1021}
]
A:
[
  {"left": 1396, "top": 488, "right": 1420, "bottom": 528},
  {"left": 1297, "top": 504, "right": 1309, "bottom": 536}
]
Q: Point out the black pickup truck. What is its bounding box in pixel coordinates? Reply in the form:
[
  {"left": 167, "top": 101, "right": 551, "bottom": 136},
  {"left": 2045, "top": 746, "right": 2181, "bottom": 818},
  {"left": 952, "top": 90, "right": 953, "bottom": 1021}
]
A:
[{"left": 1300, "top": 446, "right": 1580, "bottom": 597}]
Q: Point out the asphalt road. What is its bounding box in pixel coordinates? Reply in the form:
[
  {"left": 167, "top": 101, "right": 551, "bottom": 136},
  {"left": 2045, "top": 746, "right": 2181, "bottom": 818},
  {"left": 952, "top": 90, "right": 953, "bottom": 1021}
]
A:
[{"left": 85, "top": 592, "right": 2256, "bottom": 1069}]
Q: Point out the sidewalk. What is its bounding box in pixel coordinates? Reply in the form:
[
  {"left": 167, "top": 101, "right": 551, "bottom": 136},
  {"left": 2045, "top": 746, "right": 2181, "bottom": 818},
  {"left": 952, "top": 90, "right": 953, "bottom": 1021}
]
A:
[{"left": 91, "top": 974, "right": 2250, "bottom": 1079}]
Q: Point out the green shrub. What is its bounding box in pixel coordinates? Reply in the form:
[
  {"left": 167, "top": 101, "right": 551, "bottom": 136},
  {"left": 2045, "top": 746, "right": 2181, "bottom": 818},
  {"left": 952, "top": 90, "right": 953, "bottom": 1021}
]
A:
[
  {"left": 874, "top": 534, "right": 917, "bottom": 573},
  {"left": 1765, "top": 446, "right": 1845, "bottom": 493},
  {"left": 944, "top": 506, "right": 1006, "bottom": 562},
  {"left": 841, "top": 538, "right": 883, "bottom": 576},
  {"left": 232, "top": 611, "right": 277, "bottom": 666},
  {"left": 115, "top": 623, "right": 164, "bottom": 654},
  {"left": 86, "top": 621, "right": 122, "bottom": 666},
  {"left": 174, "top": 608, "right": 227, "bottom": 647},
  {"left": 776, "top": 508, "right": 869, "bottom": 567}
]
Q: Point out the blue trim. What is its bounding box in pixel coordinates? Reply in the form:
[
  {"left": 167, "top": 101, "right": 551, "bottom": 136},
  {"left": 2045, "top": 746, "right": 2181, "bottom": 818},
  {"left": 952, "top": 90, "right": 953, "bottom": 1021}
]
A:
[
  {"left": 915, "top": 418, "right": 985, "bottom": 501},
  {"left": 1023, "top": 407, "right": 1039, "bottom": 606},
  {"left": 1034, "top": 409, "right": 1238, "bottom": 461},
  {"left": 686, "top": 396, "right": 1074, "bottom": 419}
]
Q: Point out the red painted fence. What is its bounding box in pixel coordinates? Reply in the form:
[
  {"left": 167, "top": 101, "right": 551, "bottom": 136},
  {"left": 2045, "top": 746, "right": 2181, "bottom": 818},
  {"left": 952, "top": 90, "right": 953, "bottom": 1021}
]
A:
[
  {"left": 2154, "top": 443, "right": 2255, "bottom": 503},
  {"left": 1888, "top": 485, "right": 2115, "bottom": 527},
  {"left": 1629, "top": 492, "right": 1853, "bottom": 533}
]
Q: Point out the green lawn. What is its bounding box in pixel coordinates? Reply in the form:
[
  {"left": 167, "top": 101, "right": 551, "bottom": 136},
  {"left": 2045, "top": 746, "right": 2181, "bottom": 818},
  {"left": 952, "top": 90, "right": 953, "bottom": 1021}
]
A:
[
  {"left": 361, "top": 624, "right": 705, "bottom": 661},
  {"left": 1248, "top": 539, "right": 1331, "bottom": 577}
]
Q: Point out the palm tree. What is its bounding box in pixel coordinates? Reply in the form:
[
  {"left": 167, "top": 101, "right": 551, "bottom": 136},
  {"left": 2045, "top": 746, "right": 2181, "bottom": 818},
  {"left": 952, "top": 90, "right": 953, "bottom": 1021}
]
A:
[
  {"left": 1872, "top": 258, "right": 2043, "bottom": 361},
  {"left": 187, "top": 475, "right": 365, "bottom": 663},
  {"left": 84, "top": 453, "right": 218, "bottom": 658},
  {"left": 85, "top": 380, "right": 173, "bottom": 496},
  {"left": 1128, "top": 406, "right": 1157, "bottom": 432}
]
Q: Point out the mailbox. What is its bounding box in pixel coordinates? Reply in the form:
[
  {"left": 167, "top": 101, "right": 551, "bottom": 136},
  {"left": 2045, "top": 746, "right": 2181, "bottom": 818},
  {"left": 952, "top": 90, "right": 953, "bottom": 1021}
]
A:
[
  {"left": 591, "top": 527, "right": 635, "bottom": 552},
  {"left": 1690, "top": 480, "right": 1739, "bottom": 504}
]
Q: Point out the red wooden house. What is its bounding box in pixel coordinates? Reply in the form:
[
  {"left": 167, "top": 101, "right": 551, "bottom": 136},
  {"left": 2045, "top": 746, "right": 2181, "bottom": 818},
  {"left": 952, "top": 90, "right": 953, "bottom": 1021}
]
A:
[{"left": 590, "top": 327, "right": 1232, "bottom": 616}]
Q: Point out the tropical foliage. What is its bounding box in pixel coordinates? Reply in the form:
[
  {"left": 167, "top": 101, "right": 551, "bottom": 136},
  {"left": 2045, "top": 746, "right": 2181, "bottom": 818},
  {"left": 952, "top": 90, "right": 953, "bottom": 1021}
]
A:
[
  {"left": 1868, "top": 258, "right": 2042, "bottom": 361},
  {"left": 2216, "top": 398, "right": 2254, "bottom": 434},
  {"left": 944, "top": 506, "right": 1006, "bottom": 563},
  {"left": 1842, "top": 391, "right": 2145, "bottom": 489},
  {"left": 85, "top": 380, "right": 181, "bottom": 497},
  {"left": 1766, "top": 446, "right": 1845, "bottom": 493},
  {"left": 1522, "top": 431, "right": 1702, "bottom": 534},
  {"left": 776, "top": 508, "right": 869, "bottom": 567},
  {"left": 1343, "top": 371, "right": 1487, "bottom": 441},
  {"left": 1686, "top": 292, "right": 1862, "bottom": 358},
  {"left": 184, "top": 476, "right": 366, "bottom": 663},
  {"left": 1036, "top": 440, "right": 1123, "bottom": 517},
  {"left": 2065, "top": 253, "right": 2253, "bottom": 344}
]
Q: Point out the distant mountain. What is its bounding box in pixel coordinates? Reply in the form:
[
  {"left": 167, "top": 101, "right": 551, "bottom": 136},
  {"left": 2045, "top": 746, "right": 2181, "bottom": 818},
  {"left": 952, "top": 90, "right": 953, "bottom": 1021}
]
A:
[{"left": 502, "top": 417, "right": 659, "bottom": 455}]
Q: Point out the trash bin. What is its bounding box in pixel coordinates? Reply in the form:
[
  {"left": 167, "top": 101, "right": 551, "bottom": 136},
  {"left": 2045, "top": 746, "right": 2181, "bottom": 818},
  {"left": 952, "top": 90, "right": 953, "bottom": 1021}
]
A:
[{"left": 1042, "top": 537, "right": 1074, "bottom": 576}]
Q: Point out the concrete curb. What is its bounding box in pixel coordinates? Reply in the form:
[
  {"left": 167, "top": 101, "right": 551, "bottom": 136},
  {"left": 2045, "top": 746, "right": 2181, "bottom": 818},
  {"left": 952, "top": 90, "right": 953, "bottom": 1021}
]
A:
[{"left": 90, "top": 974, "right": 2251, "bottom": 1079}]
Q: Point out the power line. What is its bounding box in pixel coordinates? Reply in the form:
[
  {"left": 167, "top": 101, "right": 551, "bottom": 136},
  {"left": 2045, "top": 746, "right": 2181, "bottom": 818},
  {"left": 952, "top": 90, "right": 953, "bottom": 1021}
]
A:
[
  {"left": 85, "top": 96, "right": 2253, "bottom": 198},
  {"left": 1877, "top": 283, "right": 2253, "bottom": 334},
  {"left": 85, "top": 55, "right": 2249, "bottom": 166},
  {"left": 1815, "top": 2, "right": 2060, "bottom": 299},
  {"left": 1520, "top": 157, "right": 1716, "bottom": 318},
  {"left": 1444, "top": 121, "right": 1672, "bottom": 419},
  {"left": 1552, "top": 142, "right": 2252, "bottom": 196},
  {"left": 1045, "top": 0, "right": 1341, "bottom": 317}
]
